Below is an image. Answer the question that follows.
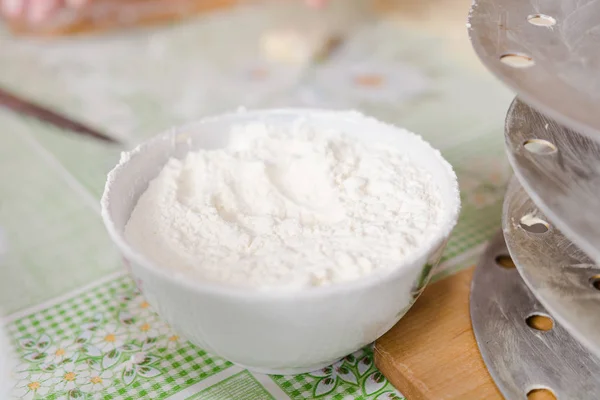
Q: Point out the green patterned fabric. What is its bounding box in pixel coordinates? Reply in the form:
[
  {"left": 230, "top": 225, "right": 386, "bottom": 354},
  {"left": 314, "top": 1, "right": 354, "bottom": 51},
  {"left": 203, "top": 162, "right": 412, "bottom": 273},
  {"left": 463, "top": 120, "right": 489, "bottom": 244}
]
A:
[
  {"left": 0, "top": 0, "right": 513, "bottom": 398},
  {"left": 7, "top": 275, "right": 401, "bottom": 400}
]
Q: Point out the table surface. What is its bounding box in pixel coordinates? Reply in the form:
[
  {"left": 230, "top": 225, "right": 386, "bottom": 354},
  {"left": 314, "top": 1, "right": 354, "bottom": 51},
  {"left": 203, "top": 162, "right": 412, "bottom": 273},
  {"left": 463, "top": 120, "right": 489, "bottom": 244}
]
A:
[{"left": 0, "top": 0, "right": 513, "bottom": 398}]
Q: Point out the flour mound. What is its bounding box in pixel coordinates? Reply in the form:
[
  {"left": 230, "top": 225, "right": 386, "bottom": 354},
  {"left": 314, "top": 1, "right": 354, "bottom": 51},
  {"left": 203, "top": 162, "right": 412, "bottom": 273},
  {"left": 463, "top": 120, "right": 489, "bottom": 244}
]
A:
[{"left": 124, "top": 121, "right": 444, "bottom": 289}]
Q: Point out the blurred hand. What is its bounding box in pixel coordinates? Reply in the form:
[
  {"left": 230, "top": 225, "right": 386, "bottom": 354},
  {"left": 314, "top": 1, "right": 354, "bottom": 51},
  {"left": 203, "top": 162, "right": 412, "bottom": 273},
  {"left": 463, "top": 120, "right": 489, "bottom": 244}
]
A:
[
  {"left": 305, "top": 0, "right": 329, "bottom": 8},
  {"left": 1, "top": 0, "right": 329, "bottom": 23},
  {"left": 1, "top": 0, "right": 88, "bottom": 23}
]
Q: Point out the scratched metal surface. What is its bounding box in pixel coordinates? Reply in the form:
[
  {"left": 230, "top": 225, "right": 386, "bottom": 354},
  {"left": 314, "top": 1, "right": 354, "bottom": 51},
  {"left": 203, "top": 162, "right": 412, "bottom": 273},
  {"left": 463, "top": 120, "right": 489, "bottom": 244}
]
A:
[
  {"left": 502, "top": 176, "right": 600, "bottom": 359},
  {"left": 504, "top": 97, "right": 600, "bottom": 264},
  {"left": 470, "top": 230, "right": 600, "bottom": 399},
  {"left": 468, "top": 0, "right": 600, "bottom": 140}
]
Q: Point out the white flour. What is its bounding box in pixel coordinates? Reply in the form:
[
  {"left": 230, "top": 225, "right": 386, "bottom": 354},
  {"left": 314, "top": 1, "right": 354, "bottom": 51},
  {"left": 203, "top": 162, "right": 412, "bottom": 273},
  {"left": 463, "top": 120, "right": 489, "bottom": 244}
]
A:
[{"left": 124, "top": 121, "right": 444, "bottom": 288}]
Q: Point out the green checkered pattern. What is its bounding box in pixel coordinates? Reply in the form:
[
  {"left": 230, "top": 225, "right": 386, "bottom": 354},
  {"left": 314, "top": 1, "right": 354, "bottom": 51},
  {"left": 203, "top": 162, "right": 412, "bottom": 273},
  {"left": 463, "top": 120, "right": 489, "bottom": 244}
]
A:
[
  {"left": 437, "top": 129, "right": 509, "bottom": 268},
  {"left": 7, "top": 275, "right": 403, "bottom": 399},
  {"left": 8, "top": 278, "right": 130, "bottom": 340},
  {"left": 158, "top": 348, "right": 232, "bottom": 396},
  {"left": 190, "top": 370, "right": 277, "bottom": 399},
  {"left": 272, "top": 347, "right": 402, "bottom": 400},
  {"left": 7, "top": 276, "right": 232, "bottom": 400}
]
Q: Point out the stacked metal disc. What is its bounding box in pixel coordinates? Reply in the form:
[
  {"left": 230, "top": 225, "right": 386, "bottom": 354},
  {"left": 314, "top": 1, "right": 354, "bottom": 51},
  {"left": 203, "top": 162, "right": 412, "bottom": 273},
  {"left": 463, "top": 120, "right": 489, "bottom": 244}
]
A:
[{"left": 468, "top": 0, "right": 600, "bottom": 398}]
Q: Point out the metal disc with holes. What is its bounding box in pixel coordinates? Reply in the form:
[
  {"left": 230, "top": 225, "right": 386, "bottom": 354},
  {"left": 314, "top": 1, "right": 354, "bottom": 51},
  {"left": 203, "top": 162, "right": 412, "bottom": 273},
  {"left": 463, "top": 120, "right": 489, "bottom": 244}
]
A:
[
  {"left": 471, "top": 230, "right": 600, "bottom": 399},
  {"left": 502, "top": 176, "right": 600, "bottom": 359},
  {"left": 505, "top": 97, "right": 600, "bottom": 264},
  {"left": 469, "top": 0, "right": 600, "bottom": 140}
]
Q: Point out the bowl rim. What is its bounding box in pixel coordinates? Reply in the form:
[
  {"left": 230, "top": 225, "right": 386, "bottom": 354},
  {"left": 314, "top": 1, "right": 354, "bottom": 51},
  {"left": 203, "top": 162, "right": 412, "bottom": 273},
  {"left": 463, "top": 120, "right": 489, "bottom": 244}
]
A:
[{"left": 101, "top": 108, "right": 461, "bottom": 300}]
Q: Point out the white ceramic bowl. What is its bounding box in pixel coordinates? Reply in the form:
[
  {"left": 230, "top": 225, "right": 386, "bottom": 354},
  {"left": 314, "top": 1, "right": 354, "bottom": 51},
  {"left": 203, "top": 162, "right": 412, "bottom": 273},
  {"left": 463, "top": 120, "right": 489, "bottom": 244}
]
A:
[{"left": 101, "top": 109, "right": 460, "bottom": 374}]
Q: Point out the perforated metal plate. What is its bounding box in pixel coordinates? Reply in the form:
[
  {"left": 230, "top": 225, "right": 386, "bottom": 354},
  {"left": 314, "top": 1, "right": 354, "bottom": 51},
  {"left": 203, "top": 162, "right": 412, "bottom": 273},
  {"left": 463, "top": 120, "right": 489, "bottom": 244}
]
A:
[
  {"left": 469, "top": 0, "right": 600, "bottom": 139},
  {"left": 504, "top": 97, "right": 600, "bottom": 264},
  {"left": 471, "top": 230, "right": 600, "bottom": 399},
  {"left": 502, "top": 176, "right": 600, "bottom": 359}
]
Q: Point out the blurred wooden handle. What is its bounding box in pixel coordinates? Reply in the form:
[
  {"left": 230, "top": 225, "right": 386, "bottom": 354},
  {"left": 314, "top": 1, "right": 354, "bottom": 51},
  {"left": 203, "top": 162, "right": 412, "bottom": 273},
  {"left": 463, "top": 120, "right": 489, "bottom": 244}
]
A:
[{"left": 7, "top": 0, "right": 239, "bottom": 37}]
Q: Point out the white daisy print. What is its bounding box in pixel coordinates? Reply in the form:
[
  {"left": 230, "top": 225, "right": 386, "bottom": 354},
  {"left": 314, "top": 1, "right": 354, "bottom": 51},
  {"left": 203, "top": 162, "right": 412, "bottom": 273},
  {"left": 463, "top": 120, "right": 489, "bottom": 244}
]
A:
[
  {"left": 91, "top": 324, "right": 127, "bottom": 352},
  {"left": 118, "top": 351, "right": 149, "bottom": 372},
  {"left": 76, "top": 369, "right": 114, "bottom": 393},
  {"left": 44, "top": 339, "right": 79, "bottom": 365},
  {"left": 164, "top": 333, "right": 181, "bottom": 350},
  {"left": 220, "top": 60, "right": 304, "bottom": 106},
  {"left": 52, "top": 362, "right": 88, "bottom": 392},
  {"left": 315, "top": 61, "right": 431, "bottom": 105},
  {"left": 117, "top": 351, "right": 163, "bottom": 385},
  {"left": 134, "top": 321, "right": 169, "bottom": 349},
  {"left": 13, "top": 372, "right": 51, "bottom": 400},
  {"left": 126, "top": 295, "right": 156, "bottom": 320},
  {"left": 156, "top": 327, "right": 182, "bottom": 351}
]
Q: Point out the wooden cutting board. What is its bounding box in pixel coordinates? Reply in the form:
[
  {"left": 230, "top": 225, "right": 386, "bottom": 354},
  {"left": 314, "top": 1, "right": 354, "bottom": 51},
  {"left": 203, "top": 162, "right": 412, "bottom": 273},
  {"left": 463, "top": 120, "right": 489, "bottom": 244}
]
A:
[{"left": 373, "top": 267, "right": 504, "bottom": 400}]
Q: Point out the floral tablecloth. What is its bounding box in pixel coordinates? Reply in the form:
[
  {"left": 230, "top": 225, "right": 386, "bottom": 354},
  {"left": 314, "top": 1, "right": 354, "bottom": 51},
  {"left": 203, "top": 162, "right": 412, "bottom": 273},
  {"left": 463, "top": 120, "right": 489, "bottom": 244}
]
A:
[
  {"left": 0, "top": 0, "right": 513, "bottom": 398},
  {"left": 7, "top": 275, "right": 403, "bottom": 399}
]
